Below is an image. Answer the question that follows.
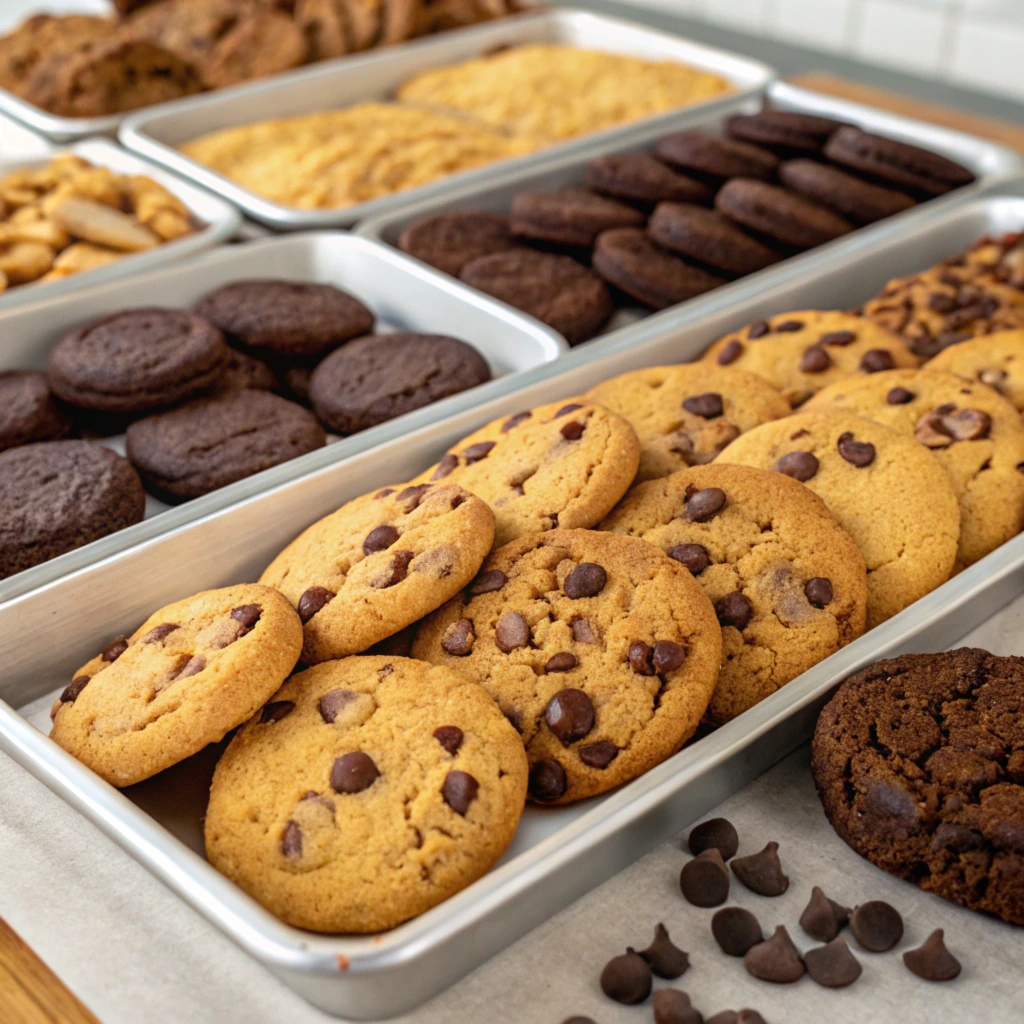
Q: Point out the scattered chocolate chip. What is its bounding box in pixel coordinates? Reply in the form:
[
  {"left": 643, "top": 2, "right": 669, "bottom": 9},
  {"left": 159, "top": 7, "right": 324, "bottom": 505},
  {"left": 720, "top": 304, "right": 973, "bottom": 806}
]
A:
[
  {"left": 628, "top": 640, "right": 654, "bottom": 675},
  {"left": 431, "top": 454, "right": 458, "bottom": 479},
  {"left": 776, "top": 319, "right": 804, "bottom": 332},
  {"left": 688, "top": 817, "right": 739, "bottom": 860},
  {"left": 433, "top": 725, "right": 463, "bottom": 755},
  {"left": 712, "top": 907, "right": 763, "bottom": 957},
  {"left": 374, "top": 488, "right": 395, "bottom": 499},
  {"left": 504, "top": 708, "right": 523, "bottom": 733},
  {"left": 683, "top": 487, "right": 726, "bottom": 522},
  {"left": 396, "top": 483, "right": 431, "bottom": 508},
  {"left": 373, "top": 550, "right": 415, "bottom": 588},
  {"left": 706, "top": 1012, "right": 768, "bottom": 1024},
  {"left": 860, "top": 348, "right": 895, "bottom": 373},
  {"left": 546, "top": 652, "right": 577, "bottom": 673},
  {"left": 564, "top": 562, "right": 607, "bottom": 599},
  {"left": 495, "top": 611, "right": 530, "bottom": 652},
  {"left": 579, "top": 741, "right": 618, "bottom": 768},
  {"left": 142, "top": 623, "right": 179, "bottom": 644},
  {"left": 804, "top": 577, "right": 833, "bottom": 608},
  {"left": 102, "top": 635, "right": 128, "bottom": 662},
  {"left": 887, "top": 386, "right": 915, "bottom": 404},
  {"left": 281, "top": 821, "right": 302, "bottom": 859},
  {"left": 775, "top": 450, "right": 818, "bottom": 481},
  {"left": 800, "top": 345, "right": 831, "bottom": 373},
  {"left": 60, "top": 676, "right": 90, "bottom": 704},
  {"left": 441, "top": 618, "right": 475, "bottom": 656},
  {"left": 572, "top": 618, "right": 600, "bottom": 644},
  {"left": 502, "top": 411, "right": 531, "bottom": 432},
  {"left": 717, "top": 340, "right": 744, "bottom": 365},
  {"left": 462, "top": 440, "right": 496, "bottom": 463},
  {"left": 175, "top": 655, "right": 205, "bottom": 679},
  {"left": 715, "top": 592, "right": 752, "bottom": 631},
  {"left": 561, "top": 421, "right": 586, "bottom": 441},
  {"left": 260, "top": 700, "right": 294, "bottom": 724},
  {"left": 298, "top": 586, "right": 335, "bottom": 623},
  {"left": 744, "top": 925, "right": 805, "bottom": 983},
  {"left": 680, "top": 848, "right": 730, "bottom": 907},
  {"left": 652, "top": 988, "right": 701, "bottom": 1024},
  {"left": 979, "top": 367, "right": 1007, "bottom": 390},
  {"left": 683, "top": 392, "right": 724, "bottom": 419},
  {"left": 903, "top": 929, "right": 961, "bottom": 981},
  {"left": 668, "top": 543, "right": 710, "bottom": 575},
  {"left": 529, "top": 759, "right": 567, "bottom": 801},
  {"left": 363, "top": 524, "right": 400, "bottom": 555},
  {"left": 929, "top": 291, "right": 957, "bottom": 314},
  {"left": 318, "top": 688, "right": 357, "bottom": 723},
  {"left": 470, "top": 569, "right": 507, "bottom": 594},
  {"left": 799, "top": 886, "right": 850, "bottom": 943},
  {"left": 639, "top": 922, "right": 689, "bottom": 979},
  {"left": 600, "top": 949, "right": 652, "bottom": 1005},
  {"left": 748, "top": 320, "right": 770, "bottom": 339},
  {"left": 556, "top": 403, "right": 584, "bottom": 418},
  {"left": 837, "top": 431, "right": 875, "bottom": 467},
  {"left": 330, "top": 751, "right": 380, "bottom": 794},
  {"left": 442, "top": 770, "right": 479, "bottom": 815},
  {"left": 944, "top": 407, "right": 991, "bottom": 440},
  {"left": 850, "top": 901, "right": 903, "bottom": 952},
  {"left": 915, "top": 410, "right": 954, "bottom": 448},
  {"left": 545, "top": 688, "right": 595, "bottom": 744},
  {"left": 820, "top": 330, "right": 856, "bottom": 346},
  {"left": 653, "top": 640, "right": 686, "bottom": 673},
  {"left": 805, "top": 936, "right": 861, "bottom": 988},
  {"left": 731, "top": 841, "right": 788, "bottom": 896}
]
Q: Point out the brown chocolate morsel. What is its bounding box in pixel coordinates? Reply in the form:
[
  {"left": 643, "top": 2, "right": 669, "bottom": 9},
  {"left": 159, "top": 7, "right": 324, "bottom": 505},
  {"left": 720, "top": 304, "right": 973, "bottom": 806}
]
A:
[
  {"left": 748, "top": 320, "right": 770, "bottom": 339},
  {"left": 260, "top": 700, "right": 295, "bottom": 724},
  {"left": 717, "top": 339, "right": 744, "bottom": 365},
  {"left": 683, "top": 486, "right": 726, "bottom": 522},
  {"left": 318, "top": 688, "right": 358, "bottom": 723},
  {"left": 470, "top": 569, "right": 507, "bottom": 594},
  {"left": 230, "top": 604, "right": 262, "bottom": 631},
  {"left": 944, "top": 407, "right": 991, "bottom": 441},
  {"left": 442, "top": 770, "right": 479, "bottom": 815},
  {"left": 495, "top": 611, "right": 530, "bottom": 652},
  {"left": 979, "top": 367, "right": 1007, "bottom": 390},
  {"left": 850, "top": 901, "right": 903, "bottom": 952},
  {"left": 712, "top": 906, "right": 763, "bottom": 956},
  {"left": 298, "top": 586, "right": 335, "bottom": 623},
  {"left": 903, "top": 929, "right": 961, "bottom": 982},
  {"left": 579, "top": 741, "right": 619, "bottom": 768},
  {"left": 572, "top": 617, "right": 600, "bottom": 644},
  {"left": 102, "top": 635, "right": 128, "bottom": 662},
  {"left": 561, "top": 420, "right": 585, "bottom": 441},
  {"left": 600, "top": 949, "right": 652, "bottom": 1005},
  {"left": 281, "top": 820, "right": 302, "bottom": 859},
  {"left": 441, "top": 618, "right": 475, "bottom": 656},
  {"left": 683, "top": 392, "right": 724, "bottom": 418},
  {"left": 545, "top": 688, "right": 595, "bottom": 744},
  {"left": 688, "top": 817, "right": 739, "bottom": 860},
  {"left": 501, "top": 411, "right": 531, "bottom": 432},
  {"left": 820, "top": 330, "right": 856, "bottom": 346},
  {"left": 652, "top": 988, "right": 701, "bottom": 1024},
  {"left": 372, "top": 550, "right": 415, "bottom": 588},
  {"left": 776, "top": 319, "right": 805, "bottom": 332},
  {"left": 800, "top": 885, "right": 850, "bottom": 943},
  {"left": 555, "top": 403, "right": 583, "bottom": 418},
  {"left": 396, "top": 483, "right": 431, "bottom": 508},
  {"left": 860, "top": 348, "right": 895, "bottom": 373},
  {"left": 561, "top": 1018, "right": 596, "bottom": 1024},
  {"left": 716, "top": 591, "right": 753, "bottom": 630},
  {"left": 363, "top": 524, "right": 400, "bottom": 555},
  {"left": 915, "top": 410, "right": 954, "bottom": 448},
  {"left": 375, "top": 488, "right": 395, "bottom": 499},
  {"left": 744, "top": 925, "right": 805, "bottom": 983},
  {"left": 731, "top": 841, "right": 789, "bottom": 896},
  {"left": 330, "top": 751, "right": 380, "bottom": 794},
  {"left": 60, "top": 676, "right": 91, "bottom": 704},
  {"left": 142, "top": 623, "right": 179, "bottom": 643},
  {"left": 431, "top": 454, "right": 458, "bottom": 479},
  {"left": 640, "top": 922, "right": 690, "bottom": 979},
  {"left": 462, "top": 440, "right": 495, "bottom": 463},
  {"left": 776, "top": 450, "right": 818, "bottom": 481},
  {"left": 175, "top": 655, "right": 205, "bottom": 679},
  {"left": 433, "top": 725, "right": 463, "bottom": 755},
  {"left": 800, "top": 345, "right": 832, "bottom": 373},
  {"left": 564, "top": 562, "right": 607, "bottom": 599},
  {"left": 546, "top": 652, "right": 577, "bottom": 672},
  {"left": 837, "top": 431, "right": 875, "bottom": 467},
  {"left": 887, "top": 386, "right": 915, "bottom": 404},
  {"left": 653, "top": 640, "right": 686, "bottom": 673},
  {"left": 628, "top": 640, "right": 654, "bottom": 675},
  {"left": 668, "top": 542, "right": 710, "bottom": 574},
  {"left": 805, "top": 936, "right": 862, "bottom": 988},
  {"left": 529, "top": 758, "right": 567, "bottom": 801},
  {"left": 706, "top": 1012, "right": 768, "bottom": 1024},
  {"left": 805, "top": 577, "right": 833, "bottom": 608},
  {"left": 680, "top": 848, "right": 730, "bottom": 907}
]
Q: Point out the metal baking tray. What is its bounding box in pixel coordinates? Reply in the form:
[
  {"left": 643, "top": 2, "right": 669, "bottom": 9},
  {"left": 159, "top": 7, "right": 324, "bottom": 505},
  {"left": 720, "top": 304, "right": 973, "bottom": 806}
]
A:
[
  {"left": 117, "top": 8, "right": 773, "bottom": 230},
  {"left": 0, "top": 107, "right": 53, "bottom": 158},
  {"left": 1, "top": 191, "right": 1023, "bottom": 1018},
  {"left": 358, "top": 81, "right": 1024, "bottom": 344},
  {"left": 0, "top": 230, "right": 563, "bottom": 605},
  {"left": 0, "top": 137, "right": 241, "bottom": 312}
]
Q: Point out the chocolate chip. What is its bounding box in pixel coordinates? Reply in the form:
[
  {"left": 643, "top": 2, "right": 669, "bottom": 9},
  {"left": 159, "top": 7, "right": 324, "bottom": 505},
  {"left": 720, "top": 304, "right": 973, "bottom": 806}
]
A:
[
  {"left": 470, "top": 569, "right": 507, "bottom": 594},
  {"left": 330, "top": 751, "right": 380, "bottom": 794},
  {"left": 529, "top": 759, "right": 567, "bottom": 801},
  {"left": 929, "top": 291, "right": 957, "bottom": 313},
  {"left": 800, "top": 886, "right": 850, "bottom": 943},
  {"left": 680, "top": 848, "right": 730, "bottom": 907},
  {"left": 706, "top": 1011, "right": 768, "bottom": 1024},
  {"left": 903, "top": 929, "right": 961, "bottom": 981},
  {"left": 545, "top": 688, "right": 595, "bottom": 744},
  {"left": 600, "top": 949, "right": 652, "bottom": 1005},
  {"left": 837, "top": 431, "right": 875, "bottom": 467},
  {"left": 744, "top": 925, "right": 805, "bottom": 983},
  {"left": 555, "top": 403, "right": 583, "bottom": 418},
  {"left": 668, "top": 543, "right": 709, "bottom": 575},
  {"left": 442, "top": 770, "right": 479, "bottom": 815},
  {"left": 717, "top": 339, "right": 743, "bottom": 365},
  {"left": 60, "top": 676, "right": 90, "bottom": 704},
  {"left": 640, "top": 922, "right": 690, "bottom": 979},
  {"left": 653, "top": 640, "right": 687, "bottom": 674},
  {"left": 712, "top": 907, "right": 763, "bottom": 957},
  {"left": 363, "top": 524, "right": 399, "bottom": 555},
  {"left": 433, "top": 725, "right": 463, "bottom": 755},
  {"left": 944, "top": 407, "right": 991, "bottom": 441},
  {"left": 102, "top": 635, "right": 128, "bottom": 662},
  {"left": 652, "top": 988, "right": 701, "bottom": 1024},
  {"left": 298, "top": 586, "right": 334, "bottom": 623},
  {"left": 561, "top": 1018, "right": 596, "bottom": 1024},
  {"left": 805, "top": 937, "right": 862, "bottom": 988},
  {"left": 175, "top": 655, "right": 205, "bottom": 679},
  {"left": 501, "top": 411, "right": 531, "bottom": 432},
  {"left": 683, "top": 392, "right": 724, "bottom": 418},
  {"left": 504, "top": 708, "right": 523, "bottom": 733},
  {"left": 572, "top": 618, "right": 600, "bottom": 644},
  {"left": 396, "top": 483, "right": 431, "bottom": 508},
  {"left": 374, "top": 488, "right": 395, "bottom": 499},
  {"left": 776, "top": 319, "right": 804, "bottom": 332},
  {"left": 800, "top": 345, "right": 831, "bottom": 373},
  {"left": 431, "top": 454, "right": 458, "bottom": 480},
  {"left": 628, "top": 640, "right": 654, "bottom": 675},
  {"left": 775, "top": 450, "right": 819, "bottom": 481},
  {"left": 748, "top": 320, "right": 770, "bottom": 339},
  {"left": 979, "top": 367, "right": 1007, "bottom": 390},
  {"left": 281, "top": 821, "right": 302, "bottom": 859},
  {"left": 579, "top": 741, "right": 618, "bottom": 768},
  {"left": 462, "top": 440, "right": 496, "bottom": 463},
  {"left": 560, "top": 420, "right": 585, "bottom": 441},
  {"left": 142, "top": 623, "right": 179, "bottom": 644},
  {"left": 683, "top": 486, "right": 726, "bottom": 522},
  {"left": 731, "top": 841, "right": 788, "bottom": 896},
  {"left": 441, "top": 618, "right": 475, "bottom": 656},
  {"left": 860, "top": 348, "right": 896, "bottom": 373},
  {"left": 260, "top": 700, "right": 294, "bottom": 724},
  {"left": 688, "top": 817, "right": 739, "bottom": 860},
  {"left": 545, "top": 652, "right": 577, "bottom": 672},
  {"left": 850, "top": 901, "right": 904, "bottom": 953},
  {"left": 318, "top": 689, "right": 357, "bottom": 723},
  {"left": 715, "top": 592, "right": 752, "bottom": 631},
  {"left": 564, "top": 562, "right": 607, "bottom": 599},
  {"left": 372, "top": 550, "right": 415, "bottom": 588},
  {"left": 495, "top": 611, "right": 530, "bottom": 652},
  {"left": 915, "top": 410, "right": 954, "bottom": 448},
  {"left": 887, "top": 386, "right": 915, "bottom": 404},
  {"left": 804, "top": 577, "right": 833, "bottom": 608},
  {"left": 820, "top": 330, "right": 856, "bottom": 346}
]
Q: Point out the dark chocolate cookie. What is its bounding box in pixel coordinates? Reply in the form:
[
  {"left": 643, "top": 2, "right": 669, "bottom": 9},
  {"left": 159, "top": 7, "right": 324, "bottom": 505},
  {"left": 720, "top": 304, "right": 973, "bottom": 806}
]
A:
[
  {"left": 460, "top": 249, "right": 613, "bottom": 346},
  {"left": 779, "top": 159, "right": 917, "bottom": 225},
  {"left": 647, "top": 203, "right": 782, "bottom": 276},
  {"left": 725, "top": 109, "right": 848, "bottom": 155},
  {"left": 586, "top": 153, "right": 714, "bottom": 206},
  {"left": 309, "top": 331, "right": 491, "bottom": 434},
  {"left": 195, "top": 280, "right": 374, "bottom": 359},
  {"left": 0, "top": 440, "right": 145, "bottom": 579},
  {"left": 210, "top": 347, "right": 279, "bottom": 395},
  {"left": 655, "top": 131, "right": 779, "bottom": 182},
  {"left": 509, "top": 186, "right": 644, "bottom": 247},
  {"left": 592, "top": 228, "right": 727, "bottom": 310},
  {"left": 812, "top": 648, "right": 1024, "bottom": 926},
  {"left": 715, "top": 179, "right": 853, "bottom": 250},
  {"left": 0, "top": 370, "right": 72, "bottom": 451},
  {"left": 397, "top": 211, "right": 517, "bottom": 277},
  {"left": 125, "top": 389, "right": 326, "bottom": 502},
  {"left": 47, "top": 308, "right": 227, "bottom": 415}
]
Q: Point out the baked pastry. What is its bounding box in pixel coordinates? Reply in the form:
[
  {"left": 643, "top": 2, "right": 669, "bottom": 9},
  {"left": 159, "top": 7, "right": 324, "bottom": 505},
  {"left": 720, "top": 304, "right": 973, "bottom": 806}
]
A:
[
  {"left": 724, "top": 109, "right": 847, "bottom": 156},
  {"left": 655, "top": 131, "right": 779, "bottom": 181},
  {"left": 0, "top": 371, "right": 73, "bottom": 451},
  {"left": 509, "top": 186, "right": 645, "bottom": 247},
  {"left": 778, "top": 160, "right": 916, "bottom": 226},
  {"left": 586, "top": 153, "right": 713, "bottom": 207},
  {"left": 928, "top": 329, "right": 1024, "bottom": 410},
  {"left": 397, "top": 211, "right": 517, "bottom": 277}
]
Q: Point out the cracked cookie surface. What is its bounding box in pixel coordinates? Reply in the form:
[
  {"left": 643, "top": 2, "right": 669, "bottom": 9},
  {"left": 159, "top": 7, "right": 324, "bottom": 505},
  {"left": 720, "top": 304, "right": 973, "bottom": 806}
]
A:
[
  {"left": 412, "top": 529, "right": 721, "bottom": 804},
  {"left": 204, "top": 655, "right": 528, "bottom": 933},
  {"left": 601, "top": 464, "right": 867, "bottom": 723},
  {"left": 811, "top": 648, "right": 1024, "bottom": 926},
  {"left": 716, "top": 410, "right": 959, "bottom": 628},
  {"left": 49, "top": 584, "right": 302, "bottom": 787},
  {"left": 260, "top": 482, "right": 495, "bottom": 663}
]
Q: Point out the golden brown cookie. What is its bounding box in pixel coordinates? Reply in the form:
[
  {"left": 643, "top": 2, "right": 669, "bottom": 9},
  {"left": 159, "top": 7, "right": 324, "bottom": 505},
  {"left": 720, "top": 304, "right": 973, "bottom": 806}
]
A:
[
  {"left": 414, "top": 399, "right": 641, "bottom": 547},
  {"left": 804, "top": 368, "right": 1024, "bottom": 567},
  {"left": 260, "top": 482, "right": 495, "bottom": 663},
  {"left": 205, "top": 656, "right": 528, "bottom": 933},
  {"left": 601, "top": 464, "right": 867, "bottom": 722},
  {"left": 716, "top": 411, "right": 960, "bottom": 628},
  {"left": 412, "top": 530, "right": 722, "bottom": 805},
  {"left": 49, "top": 585, "right": 302, "bottom": 787},
  {"left": 928, "top": 329, "right": 1024, "bottom": 410},
  {"left": 585, "top": 363, "right": 790, "bottom": 481}
]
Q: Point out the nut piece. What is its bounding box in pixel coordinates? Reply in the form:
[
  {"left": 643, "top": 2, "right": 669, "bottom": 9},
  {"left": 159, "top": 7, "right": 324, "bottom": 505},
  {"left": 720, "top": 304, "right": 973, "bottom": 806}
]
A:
[{"left": 51, "top": 196, "right": 160, "bottom": 252}]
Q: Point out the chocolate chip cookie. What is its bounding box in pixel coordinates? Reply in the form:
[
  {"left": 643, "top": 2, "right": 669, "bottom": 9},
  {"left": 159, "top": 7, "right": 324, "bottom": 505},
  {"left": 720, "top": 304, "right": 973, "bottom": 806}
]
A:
[
  {"left": 50, "top": 584, "right": 302, "bottom": 787},
  {"left": 601, "top": 464, "right": 867, "bottom": 722},
  {"left": 413, "top": 398, "right": 641, "bottom": 547},
  {"left": 0, "top": 370, "right": 72, "bottom": 451},
  {"left": 585, "top": 363, "right": 790, "bottom": 480},
  {"left": 412, "top": 529, "right": 722, "bottom": 804},
  {"left": 397, "top": 210, "right": 517, "bottom": 277},
  {"left": 804, "top": 367, "right": 1024, "bottom": 567},
  {"left": 260, "top": 482, "right": 495, "bottom": 663},
  {"left": 205, "top": 655, "right": 528, "bottom": 933},
  {"left": 716, "top": 410, "right": 960, "bottom": 627},
  {"left": 510, "top": 186, "right": 645, "bottom": 247},
  {"left": 929, "top": 330, "right": 1024, "bottom": 410},
  {"left": 586, "top": 153, "right": 713, "bottom": 206},
  {"left": 702, "top": 310, "right": 920, "bottom": 407},
  {"left": 812, "top": 648, "right": 1024, "bottom": 925}
]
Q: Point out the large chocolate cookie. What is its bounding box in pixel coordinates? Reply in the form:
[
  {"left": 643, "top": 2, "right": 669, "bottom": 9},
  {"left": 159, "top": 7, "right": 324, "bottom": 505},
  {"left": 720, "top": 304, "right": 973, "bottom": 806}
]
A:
[
  {"left": 509, "top": 186, "right": 645, "bottom": 247},
  {"left": 397, "top": 211, "right": 517, "bottom": 277},
  {"left": 724, "top": 109, "right": 847, "bottom": 156},
  {"left": 655, "top": 131, "right": 779, "bottom": 181},
  {"left": 0, "top": 370, "right": 72, "bottom": 451},
  {"left": 778, "top": 159, "right": 916, "bottom": 226},
  {"left": 586, "top": 152, "right": 713, "bottom": 206}
]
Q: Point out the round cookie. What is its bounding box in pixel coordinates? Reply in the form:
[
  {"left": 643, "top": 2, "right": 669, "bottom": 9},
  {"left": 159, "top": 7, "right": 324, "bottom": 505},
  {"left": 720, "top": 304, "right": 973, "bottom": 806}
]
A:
[
  {"left": 600, "top": 464, "right": 868, "bottom": 722},
  {"left": 460, "top": 249, "right": 613, "bottom": 346},
  {"left": 260, "top": 482, "right": 495, "bottom": 663},
  {"left": 961, "top": 231, "right": 1024, "bottom": 292},
  {"left": 702, "top": 309, "right": 920, "bottom": 407},
  {"left": 724, "top": 109, "right": 847, "bottom": 156},
  {"left": 0, "top": 370, "right": 72, "bottom": 451},
  {"left": 47, "top": 308, "right": 227, "bottom": 415},
  {"left": 125, "top": 389, "right": 326, "bottom": 502},
  {"left": 585, "top": 362, "right": 790, "bottom": 480},
  {"left": 204, "top": 655, "right": 528, "bottom": 933},
  {"left": 413, "top": 398, "right": 641, "bottom": 547},
  {"left": 49, "top": 584, "right": 302, "bottom": 787},
  {"left": 655, "top": 131, "right": 779, "bottom": 181},
  {"left": 195, "top": 280, "right": 375, "bottom": 359},
  {"left": 811, "top": 648, "right": 1024, "bottom": 926},
  {"left": 585, "top": 153, "right": 713, "bottom": 206},
  {"left": 509, "top": 186, "right": 645, "bottom": 247},
  {"left": 0, "top": 441, "right": 145, "bottom": 580},
  {"left": 411, "top": 530, "right": 722, "bottom": 804},
  {"left": 778, "top": 159, "right": 916, "bottom": 225},
  {"left": 397, "top": 211, "right": 517, "bottom": 277},
  {"left": 716, "top": 410, "right": 960, "bottom": 628},
  {"left": 929, "top": 329, "right": 1024, "bottom": 410},
  {"left": 803, "top": 367, "right": 1024, "bottom": 567},
  {"left": 309, "top": 332, "right": 491, "bottom": 434},
  {"left": 211, "top": 348, "right": 279, "bottom": 395}
]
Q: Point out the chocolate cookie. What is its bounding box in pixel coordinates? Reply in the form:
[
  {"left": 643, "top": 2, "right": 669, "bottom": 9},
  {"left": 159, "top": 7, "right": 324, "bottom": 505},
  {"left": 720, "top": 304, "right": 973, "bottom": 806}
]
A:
[
  {"left": 210, "top": 348, "right": 279, "bottom": 395},
  {"left": 779, "top": 159, "right": 916, "bottom": 225},
  {"left": 48, "top": 308, "right": 227, "bottom": 416},
  {"left": 310, "top": 332, "right": 490, "bottom": 434},
  {"left": 655, "top": 131, "right": 779, "bottom": 182},
  {"left": 647, "top": 203, "right": 782, "bottom": 276},
  {"left": 125, "top": 389, "right": 326, "bottom": 502},
  {"left": 195, "top": 280, "right": 375, "bottom": 360},
  {"left": 0, "top": 441, "right": 145, "bottom": 579},
  {"left": 397, "top": 211, "right": 517, "bottom": 277},
  {"left": 0, "top": 370, "right": 72, "bottom": 451},
  {"left": 586, "top": 152, "right": 714, "bottom": 206},
  {"left": 592, "top": 228, "right": 726, "bottom": 310},
  {"left": 460, "top": 249, "right": 613, "bottom": 346},
  {"left": 724, "top": 109, "right": 847, "bottom": 156},
  {"left": 929, "top": 330, "right": 1024, "bottom": 411},
  {"left": 197, "top": 9, "right": 306, "bottom": 90},
  {"left": 812, "top": 648, "right": 1024, "bottom": 925},
  {"left": 509, "top": 186, "right": 645, "bottom": 247}
]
